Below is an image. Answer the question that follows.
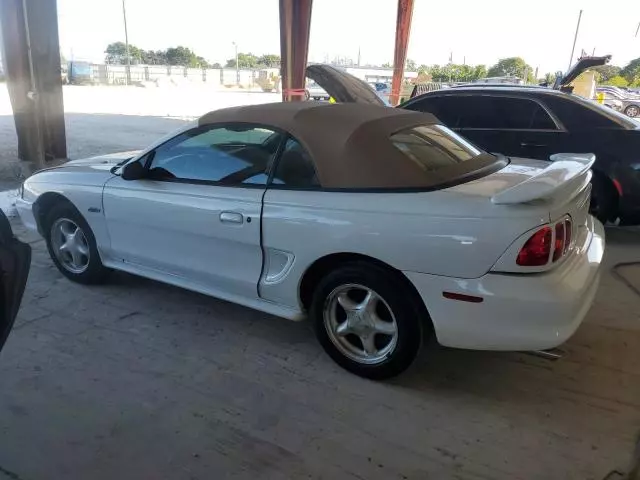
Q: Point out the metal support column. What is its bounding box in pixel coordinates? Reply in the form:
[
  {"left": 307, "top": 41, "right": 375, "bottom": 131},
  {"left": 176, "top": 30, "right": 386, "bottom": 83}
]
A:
[
  {"left": 279, "top": 0, "right": 313, "bottom": 102},
  {"left": 389, "top": 0, "right": 414, "bottom": 106},
  {"left": 0, "top": 0, "right": 66, "bottom": 173}
]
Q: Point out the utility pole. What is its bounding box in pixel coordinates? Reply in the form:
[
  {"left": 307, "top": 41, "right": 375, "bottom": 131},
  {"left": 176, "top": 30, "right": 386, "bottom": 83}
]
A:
[
  {"left": 232, "top": 41, "right": 239, "bottom": 85},
  {"left": 635, "top": 21, "right": 640, "bottom": 37},
  {"left": 568, "top": 9, "right": 583, "bottom": 71},
  {"left": 122, "top": 0, "right": 131, "bottom": 85},
  {"left": 357, "top": 46, "right": 361, "bottom": 66},
  {"left": 20, "top": 0, "right": 44, "bottom": 167}
]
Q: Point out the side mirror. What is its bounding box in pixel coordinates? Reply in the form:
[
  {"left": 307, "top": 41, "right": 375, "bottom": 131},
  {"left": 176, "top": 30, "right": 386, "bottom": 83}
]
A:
[{"left": 121, "top": 161, "right": 145, "bottom": 181}]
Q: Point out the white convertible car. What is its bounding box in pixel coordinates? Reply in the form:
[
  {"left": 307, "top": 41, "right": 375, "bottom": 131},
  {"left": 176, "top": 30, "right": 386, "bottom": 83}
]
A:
[{"left": 17, "top": 102, "right": 604, "bottom": 379}]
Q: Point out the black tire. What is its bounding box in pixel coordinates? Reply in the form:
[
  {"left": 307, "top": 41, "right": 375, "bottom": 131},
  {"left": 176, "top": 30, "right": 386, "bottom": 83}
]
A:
[
  {"left": 589, "top": 174, "right": 617, "bottom": 224},
  {"left": 44, "top": 202, "right": 108, "bottom": 284},
  {"left": 311, "top": 262, "right": 426, "bottom": 380}
]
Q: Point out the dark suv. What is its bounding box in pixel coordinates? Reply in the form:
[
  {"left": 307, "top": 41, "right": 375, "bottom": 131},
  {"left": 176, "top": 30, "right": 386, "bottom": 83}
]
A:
[{"left": 400, "top": 85, "right": 640, "bottom": 223}]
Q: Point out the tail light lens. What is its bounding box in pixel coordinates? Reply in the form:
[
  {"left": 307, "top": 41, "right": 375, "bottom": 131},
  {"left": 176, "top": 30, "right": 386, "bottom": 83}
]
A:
[
  {"left": 553, "top": 222, "right": 565, "bottom": 262},
  {"left": 563, "top": 219, "right": 572, "bottom": 254},
  {"left": 517, "top": 226, "right": 552, "bottom": 266},
  {"left": 517, "top": 218, "right": 573, "bottom": 267}
]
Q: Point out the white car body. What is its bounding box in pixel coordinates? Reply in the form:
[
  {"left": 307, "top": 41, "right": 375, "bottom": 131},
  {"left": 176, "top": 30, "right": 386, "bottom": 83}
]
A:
[{"left": 17, "top": 103, "right": 604, "bottom": 356}]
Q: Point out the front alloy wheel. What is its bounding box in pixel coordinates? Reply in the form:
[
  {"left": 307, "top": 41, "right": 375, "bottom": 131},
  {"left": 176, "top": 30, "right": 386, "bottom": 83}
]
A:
[
  {"left": 50, "top": 218, "right": 90, "bottom": 274},
  {"left": 44, "top": 202, "right": 108, "bottom": 284}
]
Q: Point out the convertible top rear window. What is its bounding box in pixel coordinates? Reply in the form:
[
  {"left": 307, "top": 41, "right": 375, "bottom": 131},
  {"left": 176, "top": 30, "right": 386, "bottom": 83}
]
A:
[{"left": 388, "top": 124, "right": 501, "bottom": 187}]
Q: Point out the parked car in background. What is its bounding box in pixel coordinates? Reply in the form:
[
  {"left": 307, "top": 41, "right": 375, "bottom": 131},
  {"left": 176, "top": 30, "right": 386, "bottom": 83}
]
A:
[
  {"left": 596, "top": 87, "right": 640, "bottom": 118},
  {"left": 305, "top": 59, "right": 640, "bottom": 225},
  {"left": 370, "top": 82, "right": 391, "bottom": 102},
  {"left": 17, "top": 102, "right": 604, "bottom": 379},
  {"left": 0, "top": 210, "right": 31, "bottom": 353},
  {"left": 65, "top": 61, "right": 94, "bottom": 85},
  {"left": 306, "top": 81, "right": 330, "bottom": 101}
]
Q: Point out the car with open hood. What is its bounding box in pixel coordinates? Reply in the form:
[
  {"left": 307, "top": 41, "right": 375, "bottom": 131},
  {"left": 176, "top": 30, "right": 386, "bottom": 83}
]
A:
[
  {"left": 307, "top": 58, "right": 640, "bottom": 225},
  {"left": 17, "top": 102, "right": 604, "bottom": 379}
]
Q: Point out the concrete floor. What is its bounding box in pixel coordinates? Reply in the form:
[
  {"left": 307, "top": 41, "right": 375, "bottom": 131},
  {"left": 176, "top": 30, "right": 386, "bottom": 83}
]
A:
[
  {"left": 0, "top": 221, "right": 638, "bottom": 480},
  {"left": 0, "top": 86, "right": 639, "bottom": 479}
]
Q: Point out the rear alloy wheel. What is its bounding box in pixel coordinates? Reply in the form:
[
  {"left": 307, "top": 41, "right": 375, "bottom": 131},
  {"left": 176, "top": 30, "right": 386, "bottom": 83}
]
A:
[
  {"left": 45, "top": 203, "right": 108, "bottom": 284},
  {"left": 624, "top": 105, "right": 640, "bottom": 118},
  {"left": 312, "top": 263, "right": 424, "bottom": 379}
]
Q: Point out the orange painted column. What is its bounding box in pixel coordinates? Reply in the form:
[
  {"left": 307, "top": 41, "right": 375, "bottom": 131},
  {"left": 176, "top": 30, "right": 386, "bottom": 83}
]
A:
[
  {"left": 389, "top": 0, "right": 414, "bottom": 106},
  {"left": 279, "top": 0, "right": 313, "bottom": 102}
]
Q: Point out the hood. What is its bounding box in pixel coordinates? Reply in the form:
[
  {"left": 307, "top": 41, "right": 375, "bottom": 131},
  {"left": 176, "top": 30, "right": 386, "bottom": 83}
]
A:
[
  {"left": 305, "top": 65, "right": 386, "bottom": 106},
  {"left": 63, "top": 150, "right": 142, "bottom": 170},
  {"left": 554, "top": 55, "right": 611, "bottom": 90},
  {"left": 29, "top": 150, "right": 142, "bottom": 186}
]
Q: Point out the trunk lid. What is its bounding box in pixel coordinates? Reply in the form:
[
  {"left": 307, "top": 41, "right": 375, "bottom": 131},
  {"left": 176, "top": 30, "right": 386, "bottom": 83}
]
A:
[
  {"left": 305, "top": 65, "right": 386, "bottom": 106},
  {"left": 554, "top": 55, "right": 611, "bottom": 91},
  {"left": 446, "top": 154, "right": 593, "bottom": 225}
]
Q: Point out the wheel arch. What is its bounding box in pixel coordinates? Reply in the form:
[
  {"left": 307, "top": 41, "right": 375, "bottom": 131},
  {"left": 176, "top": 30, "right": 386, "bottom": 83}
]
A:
[
  {"left": 591, "top": 169, "right": 620, "bottom": 222},
  {"left": 33, "top": 192, "right": 78, "bottom": 236},
  {"left": 298, "top": 252, "right": 432, "bottom": 328}
]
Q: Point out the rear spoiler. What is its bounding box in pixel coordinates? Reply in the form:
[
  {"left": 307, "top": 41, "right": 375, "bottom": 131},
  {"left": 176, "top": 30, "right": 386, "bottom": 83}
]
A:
[{"left": 491, "top": 153, "right": 595, "bottom": 205}]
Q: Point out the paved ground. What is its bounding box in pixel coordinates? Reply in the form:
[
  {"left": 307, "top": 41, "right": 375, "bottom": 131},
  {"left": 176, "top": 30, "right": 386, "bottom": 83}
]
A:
[{"left": 0, "top": 86, "right": 639, "bottom": 479}]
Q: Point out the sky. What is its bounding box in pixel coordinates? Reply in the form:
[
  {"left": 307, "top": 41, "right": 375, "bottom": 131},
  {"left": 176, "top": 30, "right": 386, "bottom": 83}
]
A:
[{"left": 57, "top": 0, "right": 640, "bottom": 75}]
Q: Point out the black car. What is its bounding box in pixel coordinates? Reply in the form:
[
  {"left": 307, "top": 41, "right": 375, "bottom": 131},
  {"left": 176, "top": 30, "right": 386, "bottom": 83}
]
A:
[
  {"left": 400, "top": 85, "right": 640, "bottom": 223},
  {"left": 0, "top": 210, "right": 30, "bottom": 353},
  {"left": 306, "top": 59, "right": 640, "bottom": 224}
]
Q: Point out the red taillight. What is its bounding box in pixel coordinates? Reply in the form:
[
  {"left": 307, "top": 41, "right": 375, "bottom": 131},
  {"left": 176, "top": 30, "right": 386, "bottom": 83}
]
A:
[
  {"left": 518, "top": 219, "right": 573, "bottom": 267},
  {"left": 553, "top": 222, "right": 565, "bottom": 262},
  {"left": 517, "top": 226, "right": 552, "bottom": 266},
  {"left": 563, "top": 219, "right": 572, "bottom": 254}
]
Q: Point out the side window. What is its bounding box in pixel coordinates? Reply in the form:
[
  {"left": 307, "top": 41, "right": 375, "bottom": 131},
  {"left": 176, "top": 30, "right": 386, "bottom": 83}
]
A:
[
  {"left": 458, "top": 96, "right": 557, "bottom": 130},
  {"left": 271, "top": 137, "right": 320, "bottom": 188},
  {"left": 543, "top": 95, "right": 620, "bottom": 129},
  {"left": 457, "top": 96, "right": 505, "bottom": 129},
  {"left": 148, "top": 125, "right": 282, "bottom": 185},
  {"left": 404, "top": 96, "right": 461, "bottom": 127}
]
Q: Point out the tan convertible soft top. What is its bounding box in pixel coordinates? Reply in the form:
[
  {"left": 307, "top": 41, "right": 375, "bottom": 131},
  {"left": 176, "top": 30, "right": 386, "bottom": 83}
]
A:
[{"left": 199, "top": 102, "right": 449, "bottom": 189}]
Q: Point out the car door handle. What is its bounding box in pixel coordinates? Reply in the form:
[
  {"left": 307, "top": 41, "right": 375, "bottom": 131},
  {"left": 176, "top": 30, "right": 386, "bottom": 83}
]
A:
[
  {"left": 219, "top": 212, "right": 243, "bottom": 224},
  {"left": 520, "top": 142, "right": 547, "bottom": 148}
]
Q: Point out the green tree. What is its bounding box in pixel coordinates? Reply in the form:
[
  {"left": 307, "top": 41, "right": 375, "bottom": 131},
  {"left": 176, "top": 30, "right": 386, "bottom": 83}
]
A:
[
  {"left": 257, "top": 54, "right": 280, "bottom": 68},
  {"left": 542, "top": 72, "right": 556, "bottom": 85},
  {"left": 406, "top": 58, "right": 417, "bottom": 71},
  {"left": 621, "top": 58, "right": 640, "bottom": 84},
  {"left": 210, "top": 62, "right": 222, "bottom": 69},
  {"left": 166, "top": 46, "right": 198, "bottom": 66},
  {"left": 604, "top": 75, "right": 629, "bottom": 87},
  {"left": 487, "top": 57, "right": 534, "bottom": 82},
  {"left": 591, "top": 64, "right": 621, "bottom": 82},
  {"left": 225, "top": 52, "right": 259, "bottom": 69},
  {"left": 381, "top": 62, "right": 392, "bottom": 68},
  {"left": 472, "top": 64, "right": 487, "bottom": 80}
]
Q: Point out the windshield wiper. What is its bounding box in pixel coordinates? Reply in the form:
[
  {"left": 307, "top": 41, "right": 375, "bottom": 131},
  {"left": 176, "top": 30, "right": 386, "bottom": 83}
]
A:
[{"left": 110, "top": 158, "right": 131, "bottom": 175}]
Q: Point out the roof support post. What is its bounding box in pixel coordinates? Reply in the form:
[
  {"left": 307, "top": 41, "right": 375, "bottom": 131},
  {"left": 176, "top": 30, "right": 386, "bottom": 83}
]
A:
[
  {"left": 279, "top": 0, "right": 313, "bottom": 102},
  {"left": 0, "top": 0, "right": 66, "bottom": 174},
  {"left": 389, "top": 0, "right": 414, "bottom": 106}
]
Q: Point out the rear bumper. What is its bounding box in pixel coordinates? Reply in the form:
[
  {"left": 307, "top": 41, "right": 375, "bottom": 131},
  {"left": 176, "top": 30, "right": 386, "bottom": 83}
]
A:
[{"left": 404, "top": 216, "right": 605, "bottom": 351}]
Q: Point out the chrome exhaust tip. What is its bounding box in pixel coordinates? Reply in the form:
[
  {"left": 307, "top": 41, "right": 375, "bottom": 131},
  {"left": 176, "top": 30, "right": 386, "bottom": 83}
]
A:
[{"left": 528, "top": 348, "right": 565, "bottom": 361}]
